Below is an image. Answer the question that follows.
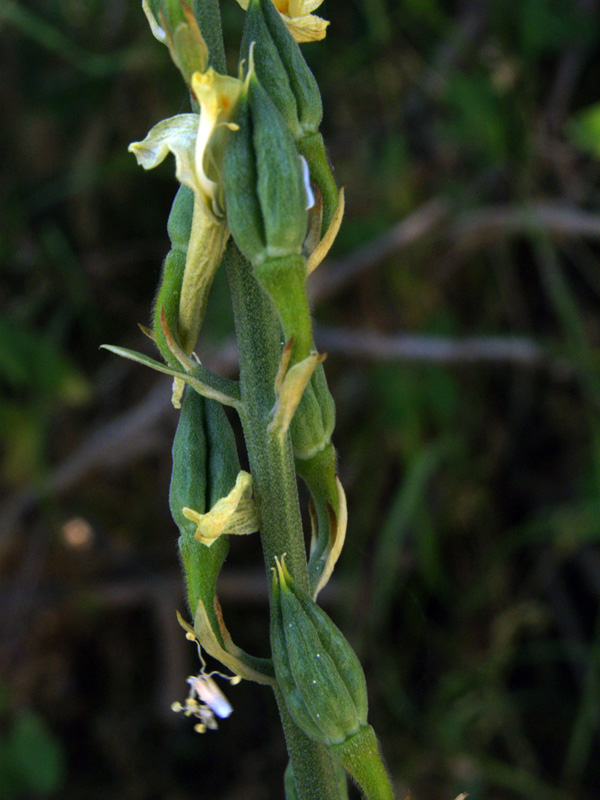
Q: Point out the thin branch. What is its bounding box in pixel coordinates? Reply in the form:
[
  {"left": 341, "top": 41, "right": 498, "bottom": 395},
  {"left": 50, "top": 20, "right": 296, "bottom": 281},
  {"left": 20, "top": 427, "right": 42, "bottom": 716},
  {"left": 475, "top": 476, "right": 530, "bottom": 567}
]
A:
[
  {"left": 311, "top": 200, "right": 600, "bottom": 303},
  {"left": 453, "top": 202, "right": 600, "bottom": 246}
]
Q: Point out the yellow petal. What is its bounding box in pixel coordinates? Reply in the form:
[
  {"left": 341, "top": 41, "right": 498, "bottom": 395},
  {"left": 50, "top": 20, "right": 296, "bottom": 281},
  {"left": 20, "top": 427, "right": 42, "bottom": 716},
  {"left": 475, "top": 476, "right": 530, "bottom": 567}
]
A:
[
  {"left": 312, "top": 477, "right": 348, "bottom": 599},
  {"left": 234, "top": 0, "right": 329, "bottom": 42},
  {"left": 191, "top": 69, "right": 246, "bottom": 217},
  {"left": 128, "top": 114, "right": 201, "bottom": 193},
  {"left": 282, "top": 12, "right": 329, "bottom": 42},
  {"left": 183, "top": 471, "right": 258, "bottom": 546},
  {"left": 269, "top": 351, "right": 326, "bottom": 441}
]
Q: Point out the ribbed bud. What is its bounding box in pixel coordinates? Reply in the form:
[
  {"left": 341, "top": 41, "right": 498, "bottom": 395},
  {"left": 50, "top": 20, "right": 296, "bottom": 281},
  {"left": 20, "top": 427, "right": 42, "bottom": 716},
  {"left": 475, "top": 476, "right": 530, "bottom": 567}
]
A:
[
  {"left": 290, "top": 363, "right": 335, "bottom": 461},
  {"left": 240, "top": 0, "right": 322, "bottom": 142},
  {"left": 170, "top": 388, "right": 239, "bottom": 617},
  {"left": 222, "top": 70, "right": 307, "bottom": 266},
  {"left": 271, "top": 557, "right": 368, "bottom": 747}
]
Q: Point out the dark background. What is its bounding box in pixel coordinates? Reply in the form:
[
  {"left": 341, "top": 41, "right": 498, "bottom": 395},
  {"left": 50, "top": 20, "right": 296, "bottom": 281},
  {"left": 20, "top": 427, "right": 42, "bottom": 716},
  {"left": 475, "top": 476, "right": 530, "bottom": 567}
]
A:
[{"left": 2, "top": 0, "right": 600, "bottom": 798}]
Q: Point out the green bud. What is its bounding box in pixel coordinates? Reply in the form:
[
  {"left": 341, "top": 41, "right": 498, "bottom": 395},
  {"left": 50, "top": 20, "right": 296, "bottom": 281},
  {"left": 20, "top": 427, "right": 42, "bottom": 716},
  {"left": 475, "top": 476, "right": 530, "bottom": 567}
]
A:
[
  {"left": 271, "top": 557, "right": 368, "bottom": 747},
  {"left": 240, "top": 0, "right": 322, "bottom": 142},
  {"left": 170, "top": 388, "right": 239, "bottom": 620},
  {"left": 222, "top": 70, "right": 307, "bottom": 266},
  {"left": 291, "top": 364, "right": 335, "bottom": 462}
]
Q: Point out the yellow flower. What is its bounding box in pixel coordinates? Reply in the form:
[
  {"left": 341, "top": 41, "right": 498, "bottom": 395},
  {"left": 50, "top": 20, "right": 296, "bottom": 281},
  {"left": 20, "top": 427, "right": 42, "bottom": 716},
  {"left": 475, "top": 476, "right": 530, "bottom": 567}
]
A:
[
  {"left": 236, "top": 0, "right": 329, "bottom": 42},
  {"left": 190, "top": 69, "right": 245, "bottom": 218},
  {"left": 128, "top": 68, "right": 246, "bottom": 357},
  {"left": 128, "top": 68, "right": 244, "bottom": 219}
]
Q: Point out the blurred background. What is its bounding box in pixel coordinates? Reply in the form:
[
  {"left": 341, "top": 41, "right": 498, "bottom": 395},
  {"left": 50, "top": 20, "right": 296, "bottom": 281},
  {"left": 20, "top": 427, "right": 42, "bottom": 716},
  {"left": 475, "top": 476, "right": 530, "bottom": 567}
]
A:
[{"left": 2, "top": 0, "right": 600, "bottom": 798}]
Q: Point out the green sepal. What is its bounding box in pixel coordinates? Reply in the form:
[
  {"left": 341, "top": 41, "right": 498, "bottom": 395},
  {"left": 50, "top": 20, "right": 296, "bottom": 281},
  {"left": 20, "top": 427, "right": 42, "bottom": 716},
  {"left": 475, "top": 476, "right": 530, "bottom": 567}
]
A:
[
  {"left": 250, "top": 75, "right": 306, "bottom": 256},
  {"left": 330, "top": 725, "right": 395, "bottom": 800},
  {"left": 241, "top": 0, "right": 322, "bottom": 141},
  {"left": 221, "top": 89, "right": 266, "bottom": 264},
  {"left": 168, "top": 184, "right": 194, "bottom": 251},
  {"left": 271, "top": 558, "right": 368, "bottom": 746},
  {"left": 223, "top": 73, "right": 307, "bottom": 266},
  {"left": 170, "top": 388, "right": 240, "bottom": 620},
  {"left": 187, "top": 0, "right": 226, "bottom": 72}
]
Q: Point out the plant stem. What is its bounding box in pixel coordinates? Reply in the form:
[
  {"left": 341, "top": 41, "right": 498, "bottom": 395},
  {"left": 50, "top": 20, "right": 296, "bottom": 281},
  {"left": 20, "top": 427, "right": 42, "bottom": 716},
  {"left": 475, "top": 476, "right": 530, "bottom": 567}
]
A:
[{"left": 225, "top": 242, "right": 344, "bottom": 800}]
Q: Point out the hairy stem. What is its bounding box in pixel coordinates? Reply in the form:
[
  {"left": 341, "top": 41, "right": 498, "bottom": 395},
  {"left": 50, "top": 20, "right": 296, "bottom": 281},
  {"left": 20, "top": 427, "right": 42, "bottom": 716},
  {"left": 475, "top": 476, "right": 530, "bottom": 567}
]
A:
[{"left": 225, "top": 242, "right": 344, "bottom": 800}]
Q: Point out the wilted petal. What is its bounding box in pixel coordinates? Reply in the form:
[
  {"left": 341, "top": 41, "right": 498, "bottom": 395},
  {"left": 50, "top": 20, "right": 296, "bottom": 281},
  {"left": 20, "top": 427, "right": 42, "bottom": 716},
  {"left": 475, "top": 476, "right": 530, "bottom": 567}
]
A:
[
  {"left": 183, "top": 471, "right": 259, "bottom": 546},
  {"left": 284, "top": 13, "right": 329, "bottom": 42}
]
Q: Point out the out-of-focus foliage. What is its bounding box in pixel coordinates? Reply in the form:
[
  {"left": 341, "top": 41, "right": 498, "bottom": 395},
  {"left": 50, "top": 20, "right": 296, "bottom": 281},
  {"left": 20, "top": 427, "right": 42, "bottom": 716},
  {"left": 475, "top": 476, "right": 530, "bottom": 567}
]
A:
[
  {"left": 2, "top": 0, "right": 600, "bottom": 798},
  {"left": 0, "top": 706, "right": 66, "bottom": 799}
]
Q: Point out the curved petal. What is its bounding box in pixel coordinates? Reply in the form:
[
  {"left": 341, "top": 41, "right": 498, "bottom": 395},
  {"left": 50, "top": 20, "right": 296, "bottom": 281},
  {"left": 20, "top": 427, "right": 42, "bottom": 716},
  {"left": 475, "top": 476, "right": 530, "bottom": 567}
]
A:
[
  {"left": 191, "top": 69, "right": 246, "bottom": 216},
  {"left": 183, "top": 470, "right": 259, "bottom": 546},
  {"left": 128, "top": 114, "right": 201, "bottom": 194},
  {"left": 284, "top": 12, "right": 329, "bottom": 42},
  {"left": 288, "top": 0, "right": 325, "bottom": 16}
]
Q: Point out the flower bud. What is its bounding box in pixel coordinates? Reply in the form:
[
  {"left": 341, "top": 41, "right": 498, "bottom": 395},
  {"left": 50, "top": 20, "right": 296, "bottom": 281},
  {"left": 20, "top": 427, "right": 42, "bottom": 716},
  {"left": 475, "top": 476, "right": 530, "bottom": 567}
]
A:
[
  {"left": 222, "top": 69, "right": 307, "bottom": 266},
  {"left": 290, "top": 363, "right": 335, "bottom": 462},
  {"left": 143, "top": 0, "right": 209, "bottom": 86},
  {"left": 271, "top": 557, "right": 368, "bottom": 747},
  {"left": 240, "top": 0, "right": 322, "bottom": 142},
  {"left": 170, "top": 388, "right": 239, "bottom": 617}
]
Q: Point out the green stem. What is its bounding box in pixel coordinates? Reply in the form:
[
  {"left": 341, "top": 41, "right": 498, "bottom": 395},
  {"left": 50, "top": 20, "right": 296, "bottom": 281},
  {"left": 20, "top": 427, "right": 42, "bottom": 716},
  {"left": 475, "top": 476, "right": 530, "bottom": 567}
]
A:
[{"left": 225, "top": 242, "right": 344, "bottom": 800}]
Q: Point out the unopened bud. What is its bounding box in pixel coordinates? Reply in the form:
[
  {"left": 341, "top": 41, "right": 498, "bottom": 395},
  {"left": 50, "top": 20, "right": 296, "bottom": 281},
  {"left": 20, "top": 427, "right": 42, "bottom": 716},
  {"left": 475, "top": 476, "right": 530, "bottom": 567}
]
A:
[
  {"left": 271, "top": 556, "right": 368, "bottom": 747},
  {"left": 222, "top": 68, "right": 307, "bottom": 266},
  {"left": 241, "top": 0, "right": 322, "bottom": 142},
  {"left": 170, "top": 389, "right": 239, "bottom": 615}
]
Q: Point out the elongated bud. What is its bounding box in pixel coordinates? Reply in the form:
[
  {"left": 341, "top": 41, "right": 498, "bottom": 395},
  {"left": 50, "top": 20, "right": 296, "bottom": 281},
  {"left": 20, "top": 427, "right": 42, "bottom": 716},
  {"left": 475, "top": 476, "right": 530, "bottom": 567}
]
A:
[
  {"left": 222, "top": 69, "right": 307, "bottom": 266},
  {"left": 170, "top": 388, "right": 239, "bottom": 618},
  {"left": 271, "top": 556, "right": 368, "bottom": 746},
  {"left": 152, "top": 186, "right": 193, "bottom": 369},
  {"left": 240, "top": 0, "right": 322, "bottom": 142},
  {"left": 272, "top": 559, "right": 395, "bottom": 799}
]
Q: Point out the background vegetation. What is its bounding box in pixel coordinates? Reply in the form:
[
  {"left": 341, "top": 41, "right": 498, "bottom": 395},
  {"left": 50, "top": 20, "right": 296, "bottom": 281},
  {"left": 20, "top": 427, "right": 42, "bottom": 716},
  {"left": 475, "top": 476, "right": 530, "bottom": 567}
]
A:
[{"left": 2, "top": 0, "right": 600, "bottom": 798}]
